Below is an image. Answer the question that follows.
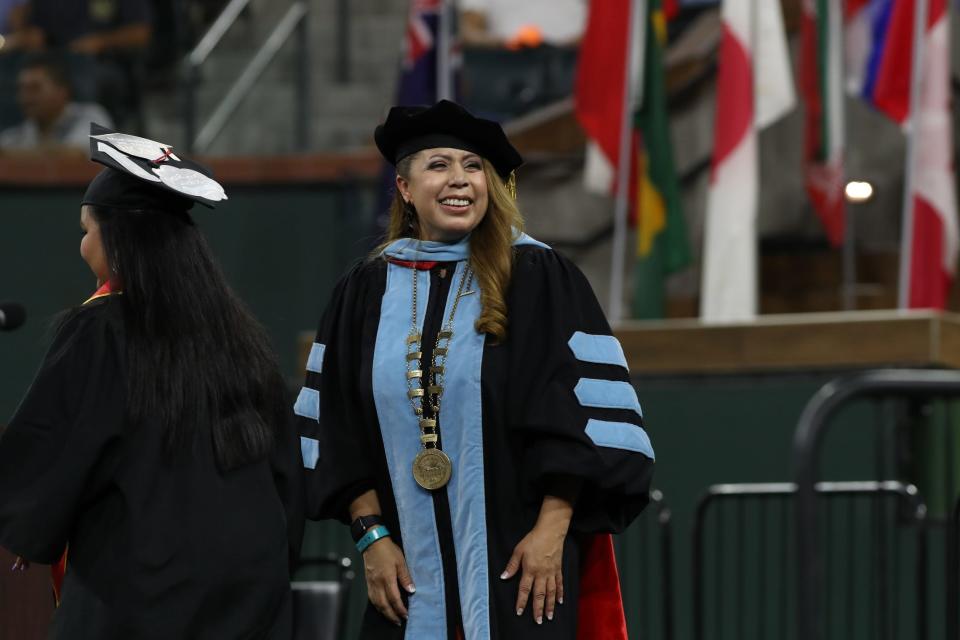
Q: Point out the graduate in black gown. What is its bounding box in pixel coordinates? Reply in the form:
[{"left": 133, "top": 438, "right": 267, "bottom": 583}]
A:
[
  {"left": 0, "top": 126, "right": 304, "bottom": 639},
  {"left": 296, "top": 100, "right": 655, "bottom": 639}
]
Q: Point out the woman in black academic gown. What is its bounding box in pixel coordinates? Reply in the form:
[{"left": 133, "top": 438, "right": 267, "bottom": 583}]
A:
[
  {"left": 295, "top": 100, "right": 655, "bottom": 639},
  {"left": 0, "top": 125, "right": 304, "bottom": 639}
]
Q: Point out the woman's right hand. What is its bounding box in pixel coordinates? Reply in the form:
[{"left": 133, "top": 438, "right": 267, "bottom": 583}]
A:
[{"left": 362, "top": 538, "right": 416, "bottom": 626}]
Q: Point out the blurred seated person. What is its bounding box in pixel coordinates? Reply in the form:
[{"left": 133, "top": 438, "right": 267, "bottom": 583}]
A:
[
  {"left": 0, "top": 53, "right": 113, "bottom": 155},
  {"left": 0, "top": 0, "right": 28, "bottom": 129},
  {"left": 0, "top": 0, "right": 25, "bottom": 36},
  {"left": 12, "top": 0, "right": 150, "bottom": 56},
  {"left": 10, "top": 0, "right": 150, "bottom": 126},
  {"left": 0, "top": 0, "right": 27, "bottom": 50},
  {"left": 459, "top": 0, "right": 586, "bottom": 49}
]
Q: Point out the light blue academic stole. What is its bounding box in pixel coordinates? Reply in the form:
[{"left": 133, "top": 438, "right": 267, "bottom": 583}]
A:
[{"left": 371, "top": 233, "right": 546, "bottom": 640}]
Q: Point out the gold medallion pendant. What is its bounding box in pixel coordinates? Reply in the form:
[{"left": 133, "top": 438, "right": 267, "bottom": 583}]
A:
[{"left": 413, "top": 448, "right": 453, "bottom": 490}]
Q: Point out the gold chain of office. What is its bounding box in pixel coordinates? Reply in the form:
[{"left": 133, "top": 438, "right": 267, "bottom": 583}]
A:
[{"left": 405, "top": 263, "right": 473, "bottom": 491}]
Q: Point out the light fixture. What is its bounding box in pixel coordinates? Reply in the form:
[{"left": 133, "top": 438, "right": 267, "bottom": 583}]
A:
[{"left": 844, "top": 180, "right": 875, "bottom": 203}]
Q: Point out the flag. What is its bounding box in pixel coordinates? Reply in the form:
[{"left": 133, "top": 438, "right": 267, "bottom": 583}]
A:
[
  {"left": 574, "top": 0, "right": 635, "bottom": 196},
  {"left": 872, "top": 0, "right": 958, "bottom": 308},
  {"left": 844, "top": 0, "right": 894, "bottom": 98},
  {"left": 870, "top": 0, "right": 919, "bottom": 124},
  {"left": 576, "top": 0, "right": 681, "bottom": 195},
  {"left": 700, "top": 0, "right": 795, "bottom": 322},
  {"left": 799, "top": 0, "right": 845, "bottom": 246},
  {"left": 664, "top": 0, "right": 681, "bottom": 20},
  {"left": 397, "top": 0, "right": 444, "bottom": 105},
  {"left": 632, "top": 0, "right": 691, "bottom": 319}
]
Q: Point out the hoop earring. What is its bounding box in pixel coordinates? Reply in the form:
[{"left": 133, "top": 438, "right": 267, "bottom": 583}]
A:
[{"left": 403, "top": 200, "right": 417, "bottom": 232}]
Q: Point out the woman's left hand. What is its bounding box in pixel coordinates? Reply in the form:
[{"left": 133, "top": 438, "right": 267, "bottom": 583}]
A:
[{"left": 500, "top": 495, "right": 574, "bottom": 625}]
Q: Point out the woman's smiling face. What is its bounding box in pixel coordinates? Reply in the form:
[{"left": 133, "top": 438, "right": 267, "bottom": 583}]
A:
[{"left": 396, "top": 147, "right": 489, "bottom": 242}]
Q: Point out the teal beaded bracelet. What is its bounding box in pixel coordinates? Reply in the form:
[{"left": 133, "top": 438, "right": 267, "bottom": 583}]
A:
[{"left": 356, "top": 524, "right": 391, "bottom": 553}]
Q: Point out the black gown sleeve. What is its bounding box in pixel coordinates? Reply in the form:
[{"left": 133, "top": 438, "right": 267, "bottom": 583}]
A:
[
  {"left": 271, "top": 404, "right": 306, "bottom": 570},
  {"left": 295, "top": 263, "right": 376, "bottom": 524},
  {"left": 0, "top": 304, "right": 125, "bottom": 563},
  {"left": 507, "top": 248, "right": 655, "bottom": 534}
]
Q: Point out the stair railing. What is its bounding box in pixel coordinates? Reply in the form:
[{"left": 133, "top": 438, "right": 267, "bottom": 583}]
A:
[{"left": 180, "top": 0, "right": 311, "bottom": 154}]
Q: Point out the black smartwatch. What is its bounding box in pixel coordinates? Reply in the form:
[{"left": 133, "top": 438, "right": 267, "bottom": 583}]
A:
[{"left": 350, "top": 514, "right": 384, "bottom": 543}]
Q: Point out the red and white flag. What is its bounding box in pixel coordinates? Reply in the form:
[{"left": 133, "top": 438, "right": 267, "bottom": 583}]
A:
[
  {"left": 799, "top": 0, "right": 845, "bottom": 246},
  {"left": 700, "top": 0, "right": 796, "bottom": 322},
  {"left": 874, "top": 0, "right": 958, "bottom": 309}
]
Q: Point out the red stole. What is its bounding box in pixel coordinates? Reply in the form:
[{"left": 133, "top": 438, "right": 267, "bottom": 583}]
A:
[
  {"left": 83, "top": 280, "right": 117, "bottom": 304},
  {"left": 577, "top": 534, "right": 628, "bottom": 639},
  {"left": 385, "top": 258, "right": 439, "bottom": 271}
]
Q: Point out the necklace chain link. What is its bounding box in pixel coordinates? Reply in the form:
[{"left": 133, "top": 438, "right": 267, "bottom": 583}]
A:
[{"left": 405, "top": 263, "right": 474, "bottom": 448}]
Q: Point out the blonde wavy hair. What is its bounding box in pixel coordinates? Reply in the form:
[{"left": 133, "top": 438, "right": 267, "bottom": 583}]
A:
[{"left": 378, "top": 154, "right": 524, "bottom": 342}]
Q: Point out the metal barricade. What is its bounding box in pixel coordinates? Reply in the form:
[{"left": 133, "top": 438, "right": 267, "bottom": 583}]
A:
[
  {"left": 948, "top": 495, "right": 960, "bottom": 639},
  {"left": 693, "top": 481, "right": 927, "bottom": 640},
  {"left": 793, "top": 369, "right": 960, "bottom": 640}
]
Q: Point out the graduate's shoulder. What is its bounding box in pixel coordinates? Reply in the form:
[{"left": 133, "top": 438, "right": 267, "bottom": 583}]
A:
[
  {"left": 319, "top": 255, "right": 388, "bottom": 313},
  {"left": 346, "top": 253, "right": 389, "bottom": 280},
  {"left": 512, "top": 242, "right": 588, "bottom": 282},
  {"left": 47, "top": 295, "right": 123, "bottom": 360},
  {"left": 59, "top": 294, "right": 123, "bottom": 335},
  {"left": 510, "top": 241, "right": 608, "bottom": 323},
  {"left": 334, "top": 254, "right": 388, "bottom": 292}
]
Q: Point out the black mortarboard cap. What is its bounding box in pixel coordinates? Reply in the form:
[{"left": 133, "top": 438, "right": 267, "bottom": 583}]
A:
[
  {"left": 82, "top": 123, "right": 227, "bottom": 212},
  {"left": 374, "top": 100, "right": 523, "bottom": 178}
]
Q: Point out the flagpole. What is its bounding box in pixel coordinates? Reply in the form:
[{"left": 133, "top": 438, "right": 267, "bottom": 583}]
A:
[
  {"left": 833, "top": 0, "right": 853, "bottom": 310},
  {"left": 841, "top": 190, "right": 855, "bottom": 308},
  {"left": 436, "top": 0, "right": 453, "bottom": 101},
  {"left": 897, "top": 0, "right": 929, "bottom": 309},
  {"left": 608, "top": 0, "right": 647, "bottom": 324}
]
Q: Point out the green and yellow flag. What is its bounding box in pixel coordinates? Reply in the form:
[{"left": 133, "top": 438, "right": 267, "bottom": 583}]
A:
[{"left": 631, "top": 0, "right": 690, "bottom": 319}]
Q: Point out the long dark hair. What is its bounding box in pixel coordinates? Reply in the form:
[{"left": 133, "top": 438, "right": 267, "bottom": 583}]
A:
[{"left": 90, "top": 205, "right": 285, "bottom": 470}]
